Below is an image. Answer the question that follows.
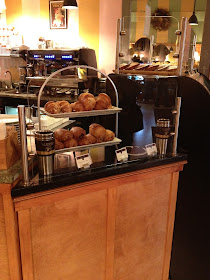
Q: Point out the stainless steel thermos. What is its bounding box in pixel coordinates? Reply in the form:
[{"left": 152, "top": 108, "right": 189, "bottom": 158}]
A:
[
  {"left": 35, "top": 130, "right": 55, "bottom": 176},
  {"left": 155, "top": 119, "right": 170, "bottom": 156}
]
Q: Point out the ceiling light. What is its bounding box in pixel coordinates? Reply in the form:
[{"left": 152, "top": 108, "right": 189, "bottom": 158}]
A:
[
  {"left": 0, "top": 0, "right": 6, "bottom": 11},
  {"left": 189, "top": 0, "right": 198, "bottom": 25},
  {"left": 62, "top": 0, "right": 78, "bottom": 9}
]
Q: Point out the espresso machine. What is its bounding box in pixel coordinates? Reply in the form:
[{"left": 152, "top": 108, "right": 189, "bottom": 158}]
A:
[{"left": 19, "top": 48, "right": 97, "bottom": 95}]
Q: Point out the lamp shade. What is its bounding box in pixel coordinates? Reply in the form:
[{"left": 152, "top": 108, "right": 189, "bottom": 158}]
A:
[
  {"left": 189, "top": 12, "right": 198, "bottom": 25},
  {"left": 63, "top": 0, "right": 78, "bottom": 9},
  {"left": 0, "top": 0, "right": 6, "bottom": 10}
]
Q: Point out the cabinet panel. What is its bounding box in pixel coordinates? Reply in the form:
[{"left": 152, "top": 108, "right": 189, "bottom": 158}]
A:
[
  {"left": 0, "top": 194, "right": 10, "bottom": 280},
  {"left": 114, "top": 174, "right": 171, "bottom": 280},
  {"left": 28, "top": 190, "right": 107, "bottom": 280}
]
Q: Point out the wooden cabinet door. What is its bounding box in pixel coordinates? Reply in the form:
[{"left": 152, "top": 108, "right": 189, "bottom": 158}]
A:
[
  {"left": 16, "top": 163, "right": 183, "bottom": 280},
  {"left": 113, "top": 172, "right": 179, "bottom": 280},
  {"left": 18, "top": 189, "right": 108, "bottom": 280}
]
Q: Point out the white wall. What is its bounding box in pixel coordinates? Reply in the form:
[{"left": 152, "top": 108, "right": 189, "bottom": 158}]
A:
[{"left": 99, "top": 0, "right": 122, "bottom": 75}]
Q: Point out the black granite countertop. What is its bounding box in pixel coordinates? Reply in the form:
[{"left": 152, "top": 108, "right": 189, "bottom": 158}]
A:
[{"left": 11, "top": 150, "right": 187, "bottom": 198}]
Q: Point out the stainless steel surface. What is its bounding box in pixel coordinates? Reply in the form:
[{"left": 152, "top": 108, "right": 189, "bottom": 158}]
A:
[
  {"left": 156, "top": 137, "right": 168, "bottom": 156},
  {"left": 37, "top": 155, "right": 54, "bottom": 176},
  {"left": 18, "top": 105, "right": 30, "bottom": 186},
  {"left": 177, "top": 17, "right": 187, "bottom": 76},
  {"left": 18, "top": 66, "right": 27, "bottom": 83},
  {"left": 120, "top": 30, "right": 126, "bottom": 35},
  {"left": 26, "top": 76, "right": 83, "bottom": 88},
  {"left": 4, "top": 70, "right": 13, "bottom": 89},
  {"left": 157, "top": 118, "right": 170, "bottom": 127},
  {"left": 115, "top": 18, "right": 122, "bottom": 74},
  {"left": 172, "top": 97, "right": 181, "bottom": 156},
  {"left": 35, "top": 130, "right": 55, "bottom": 176},
  {"left": 155, "top": 119, "right": 171, "bottom": 156},
  {"left": 35, "top": 130, "right": 54, "bottom": 141}
]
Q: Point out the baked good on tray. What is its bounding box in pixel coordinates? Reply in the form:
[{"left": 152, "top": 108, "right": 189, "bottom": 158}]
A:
[
  {"left": 70, "top": 127, "right": 86, "bottom": 141},
  {"left": 44, "top": 101, "right": 61, "bottom": 114},
  {"left": 53, "top": 124, "right": 115, "bottom": 150},
  {"left": 44, "top": 92, "right": 113, "bottom": 114},
  {"left": 94, "top": 93, "right": 112, "bottom": 110},
  {"left": 54, "top": 128, "right": 73, "bottom": 142}
]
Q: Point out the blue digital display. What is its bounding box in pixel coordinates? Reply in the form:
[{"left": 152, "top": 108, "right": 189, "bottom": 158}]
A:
[
  {"left": 44, "top": 55, "right": 55, "bottom": 59},
  {"left": 61, "top": 55, "right": 73, "bottom": 60},
  {"left": 33, "top": 55, "right": 41, "bottom": 58}
]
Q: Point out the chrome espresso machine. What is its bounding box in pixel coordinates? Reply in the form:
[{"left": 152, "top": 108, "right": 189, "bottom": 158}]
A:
[{"left": 18, "top": 48, "right": 97, "bottom": 94}]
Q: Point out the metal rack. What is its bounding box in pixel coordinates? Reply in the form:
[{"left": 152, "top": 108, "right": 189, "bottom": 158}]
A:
[{"left": 37, "top": 65, "right": 121, "bottom": 137}]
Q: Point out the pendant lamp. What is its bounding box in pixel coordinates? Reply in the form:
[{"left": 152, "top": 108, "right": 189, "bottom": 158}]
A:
[
  {"left": 62, "top": 0, "right": 78, "bottom": 9},
  {"left": 189, "top": 0, "right": 198, "bottom": 25},
  {"left": 0, "top": 0, "right": 6, "bottom": 11}
]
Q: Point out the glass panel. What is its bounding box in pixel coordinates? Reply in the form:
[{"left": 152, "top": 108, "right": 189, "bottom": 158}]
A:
[{"left": 119, "top": 15, "right": 180, "bottom": 71}]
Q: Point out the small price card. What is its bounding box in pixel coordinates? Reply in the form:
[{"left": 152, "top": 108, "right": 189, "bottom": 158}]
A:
[
  {"left": 75, "top": 153, "right": 92, "bottom": 169},
  {"left": 145, "top": 143, "right": 157, "bottom": 157},
  {"left": 115, "top": 147, "right": 128, "bottom": 162}
]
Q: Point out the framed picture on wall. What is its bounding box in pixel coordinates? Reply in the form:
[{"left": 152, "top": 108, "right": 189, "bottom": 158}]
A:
[{"left": 49, "top": 0, "right": 67, "bottom": 29}]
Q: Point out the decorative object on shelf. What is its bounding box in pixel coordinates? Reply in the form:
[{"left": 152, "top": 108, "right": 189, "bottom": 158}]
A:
[
  {"left": 189, "top": 0, "right": 198, "bottom": 25},
  {"left": 49, "top": 0, "right": 67, "bottom": 29},
  {"left": 62, "top": 0, "right": 78, "bottom": 9},
  {"left": 151, "top": 8, "right": 171, "bottom": 31}
]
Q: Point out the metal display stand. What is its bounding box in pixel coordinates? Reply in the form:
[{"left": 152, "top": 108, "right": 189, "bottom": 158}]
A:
[
  {"left": 18, "top": 65, "right": 122, "bottom": 185},
  {"left": 37, "top": 65, "right": 120, "bottom": 137}
]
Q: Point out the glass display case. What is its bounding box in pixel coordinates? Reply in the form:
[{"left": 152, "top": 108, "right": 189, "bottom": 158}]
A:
[{"left": 115, "top": 15, "right": 197, "bottom": 76}]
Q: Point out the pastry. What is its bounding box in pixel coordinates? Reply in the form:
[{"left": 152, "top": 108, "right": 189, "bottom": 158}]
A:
[
  {"left": 82, "top": 97, "right": 96, "bottom": 111},
  {"left": 71, "top": 101, "right": 85, "bottom": 112},
  {"left": 78, "top": 92, "right": 96, "bottom": 111},
  {"left": 78, "top": 135, "right": 90, "bottom": 146},
  {"left": 55, "top": 138, "right": 64, "bottom": 150},
  {"left": 94, "top": 93, "right": 112, "bottom": 110},
  {"left": 89, "top": 123, "right": 106, "bottom": 142},
  {"left": 78, "top": 92, "right": 94, "bottom": 103},
  {"left": 60, "top": 102, "right": 72, "bottom": 113},
  {"left": 44, "top": 101, "right": 61, "bottom": 114},
  {"left": 44, "top": 101, "right": 54, "bottom": 111},
  {"left": 104, "top": 129, "right": 115, "bottom": 142},
  {"left": 70, "top": 126, "right": 86, "bottom": 141},
  {"left": 86, "top": 134, "right": 97, "bottom": 144},
  {"left": 54, "top": 129, "right": 73, "bottom": 142},
  {"left": 64, "top": 138, "right": 78, "bottom": 148}
]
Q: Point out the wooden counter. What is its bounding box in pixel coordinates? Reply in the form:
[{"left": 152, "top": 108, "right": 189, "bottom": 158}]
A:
[{"left": 0, "top": 160, "right": 186, "bottom": 280}]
